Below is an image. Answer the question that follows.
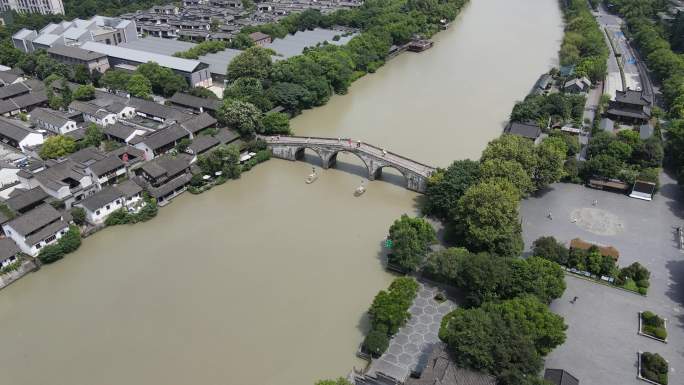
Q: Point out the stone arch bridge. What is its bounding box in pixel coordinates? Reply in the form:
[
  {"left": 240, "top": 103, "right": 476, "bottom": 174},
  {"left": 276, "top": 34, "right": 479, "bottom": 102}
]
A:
[{"left": 260, "top": 135, "right": 437, "bottom": 193}]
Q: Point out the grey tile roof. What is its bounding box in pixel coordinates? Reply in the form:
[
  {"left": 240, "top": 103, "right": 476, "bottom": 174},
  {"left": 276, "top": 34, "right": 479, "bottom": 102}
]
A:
[
  {"left": 104, "top": 122, "right": 138, "bottom": 141},
  {"left": 544, "top": 369, "right": 579, "bottom": 385},
  {"left": 25, "top": 217, "right": 69, "bottom": 246},
  {"left": 180, "top": 112, "right": 217, "bottom": 134},
  {"left": 6, "top": 203, "right": 62, "bottom": 237},
  {"left": 615, "top": 89, "right": 651, "bottom": 106},
  {"left": 68, "top": 146, "right": 105, "bottom": 165},
  {"left": 141, "top": 155, "right": 190, "bottom": 180},
  {"left": 115, "top": 179, "right": 142, "bottom": 198},
  {"left": 188, "top": 135, "right": 219, "bottom": 154},
  {"left": 0, "top": 237, "right": 19, "bottom": 260},
  {"left": 0, "top": 71, "right": 20, "bottom": 85},
  {"left": 78, "top": 186, "right": 123, "bottom": 212},
  {"left": 47, "top": 45, "right": 107, "bottom": 61},
  {"left": 169, "top": 92, "right": 221, "bottom": 111},
  {"left": 140, "top": 124, "right": 190, "bottom": 151},
  {"left": 148, "top": 172, "right": 191, "bottom": 198},
  {"left": 88, "top": 155, "right": 125, "bottom": 177},
  {"left": 406, "top": 343, "right": 496, "bottom": 385},
  {"left": 30, "top": 108, "right": 71, "bottom": 128},
  {"left": 505, "top": 121, "right": 541, "bottom": 139},
  {"left": 12, "top": 91, "right": 48, "bottom": 109},
  {"left": 5, "top": 186, "right": 49, "bottom": 213},
  {"left": 106, "top": 146, "right": 145, "bottom": 165},
  {"left": 129, "top": 98, "right": 193, "bottom": 121},
  {"left": 214, "top": 128, "right": 239, "bottom": 144},
  {"left": 0, "top": 82, "right": 31, "bottom": 100},
  {"left": 34, "top": 159, "right": 89, "bottom": 192},
  {"left": 0, "top": 117, "right": 35, "bottom": 142}
]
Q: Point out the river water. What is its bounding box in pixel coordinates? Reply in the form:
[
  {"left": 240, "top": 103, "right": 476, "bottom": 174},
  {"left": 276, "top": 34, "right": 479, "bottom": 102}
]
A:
[{"left": 0, "top": 1, "right": 562, "bottom": 384}]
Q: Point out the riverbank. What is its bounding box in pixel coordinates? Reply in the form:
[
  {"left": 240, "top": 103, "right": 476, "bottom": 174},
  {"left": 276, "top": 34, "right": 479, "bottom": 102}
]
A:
[{"left": 0, "top": 1, "right": 566, "bottom": 384}]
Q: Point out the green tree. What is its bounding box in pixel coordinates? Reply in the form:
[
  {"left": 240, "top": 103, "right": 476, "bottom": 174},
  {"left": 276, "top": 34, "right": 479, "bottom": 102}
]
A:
[
  {"left": 534, "top": 139, "right": 566, "bottom": 190},
  {"left": 509, "top": 257, "right": 566, "bottom": 304},
  {"left": 532, "top": 236, "right": 569, "bottom": 265},
  {"left": 101, "top": 69, "right": 131, "bottom": 92},
  {"left": 423, "top": 160, "right": 480, "bottom": 220},
  {"left": 127, "top": 73, "right": 153, "bottom": 99},
  {"left": 136, "top": 61, "right": 188, "bottom": 97},
  {"left": 387, "top": 214, "right": 436, "bottom": 272},
  {"left": 70, "top": 207, "right": 86, "bottom": 226},
  {"left": 226, "top": 46, "right": 272, "bottom": 83},
  {"left": 71, "top": 64, "right": 91, "bottom": 84},
  {"left": 72, "top": 84, "right": 96, "bottom": 101},
  {"left": 479, "top": 159, "right": 534, "bottom": 197},
  {"left": 81, "top": 124, "right": 103, "bottom": 148},
  {"left": 439, "top": 295, "right": 566, "bottom": 380},
  {"left": 223, "top": 77, "right": 272, "bottom": 111},
  {"left": 481, "top": 134, "right": 537, "bottom": 185},
  {"left": 422, "top": 247, "right": 470, "bottom": 282},
  {"left": 452, "top": 179, "right": 523, "bottom": 258},
  {"left": 40, "top": 135, "right": 77, "bottom": 159},
  {"left": 218, "top": 99, "right": 263, "bottom": 136},
  {"left": 261, "top": 111, "right": 291, "bottom": 134},
  {"left": 266, "top": 81, "right": 313, "bottom": 112}
]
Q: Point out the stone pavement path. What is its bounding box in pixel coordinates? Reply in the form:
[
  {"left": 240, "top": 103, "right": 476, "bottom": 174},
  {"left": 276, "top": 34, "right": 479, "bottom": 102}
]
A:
[{"left": 366, "top": 283, "right": 456, "bottom": 382}]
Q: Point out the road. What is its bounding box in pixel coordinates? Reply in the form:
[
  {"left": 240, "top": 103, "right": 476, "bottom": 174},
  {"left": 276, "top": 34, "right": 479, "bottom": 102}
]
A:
[{"left": 594, "top": 4, "right": 644, "bottom": 94}]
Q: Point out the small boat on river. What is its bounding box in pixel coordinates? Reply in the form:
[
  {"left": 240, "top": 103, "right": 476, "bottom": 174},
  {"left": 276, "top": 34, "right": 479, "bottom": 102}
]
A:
[
  {"left": 306, "top": 167, "right": 318, "bottom": 184},
  {"left": 354, "top": 180, "right": 367, "bottom": 196}
]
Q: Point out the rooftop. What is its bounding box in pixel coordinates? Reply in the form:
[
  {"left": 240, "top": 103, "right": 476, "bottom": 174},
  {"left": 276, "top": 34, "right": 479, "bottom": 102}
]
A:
[
  {"left": 47, "top": 45, "right": 107, "bottom": 61},
  {"left": 81, "top": 41, "right": 204, "bottom": 73},
  {"left": 78, "top": 186, "right": 123, "bottom": 212}
]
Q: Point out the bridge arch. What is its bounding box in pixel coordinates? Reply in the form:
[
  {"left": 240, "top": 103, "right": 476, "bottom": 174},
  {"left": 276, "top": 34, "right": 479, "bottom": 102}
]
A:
[
  {"left": 372, "top": 164, "right": 413, "bottom": 189},
  {"left": 326, "top": 149, "right": 372, "bottom": 176},
  {"left": 294, "top": 146, "right": 326, "bottom": 166}
]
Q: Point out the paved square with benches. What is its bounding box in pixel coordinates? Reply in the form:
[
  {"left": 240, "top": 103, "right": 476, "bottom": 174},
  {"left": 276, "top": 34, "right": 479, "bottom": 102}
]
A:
[{"left": 520, "top": 174, "right": 684, "bottom": 385}]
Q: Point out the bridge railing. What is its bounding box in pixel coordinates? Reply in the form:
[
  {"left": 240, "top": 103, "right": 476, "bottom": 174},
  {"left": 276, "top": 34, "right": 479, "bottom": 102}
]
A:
[{"left": 260, "top": 135, "right": 437, "bottom": 174}]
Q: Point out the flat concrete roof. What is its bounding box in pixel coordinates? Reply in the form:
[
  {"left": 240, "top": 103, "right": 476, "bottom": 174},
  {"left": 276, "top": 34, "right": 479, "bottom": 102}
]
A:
[{"left": 120, "top": 37, "right": 197, "bottom": 56}]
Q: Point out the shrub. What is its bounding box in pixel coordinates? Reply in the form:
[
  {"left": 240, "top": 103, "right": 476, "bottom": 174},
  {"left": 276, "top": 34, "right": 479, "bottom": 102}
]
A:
[
  {"left": 533, "top": 236, "right": 569, "bottom": 265},
  {"left": 70, "top": 207, "right": 86, "bottom": 226},
  {"left": 641, "top": 352, "right": 668, "bottom": 385},
  {"left": 105, "top": 198, "right": 158, "bottom": 226},
  {"left": 653, "top": 327, "right": 668, "bottom": 340},
  {"left": 643, "top": 311, "right": 665, "bottom": 328},
  {"left": 37, "top": 226, "right": 81, "bottom": 264},
  {"left": 38, "top": 244, "right": 64, "bottom": 264},
  {"left": 363, "top": 329, "right": 390, "bottom": 357}
]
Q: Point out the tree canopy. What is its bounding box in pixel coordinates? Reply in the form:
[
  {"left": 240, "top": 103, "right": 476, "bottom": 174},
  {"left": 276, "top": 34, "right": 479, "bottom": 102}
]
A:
[{"left": 387, "top": 214, "right": 436, "bottom": 272}]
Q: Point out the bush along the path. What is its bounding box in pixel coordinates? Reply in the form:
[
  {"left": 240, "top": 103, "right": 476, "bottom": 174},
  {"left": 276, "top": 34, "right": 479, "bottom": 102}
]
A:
[
  {"left": 641, "top": 352, "right": 668, "bottom": 385},
  {"left": 641, "top": 311, "right": 667, "bottom": 341},
  {"left": 362, "top": 277, "right": 419, "bottom": 357}
]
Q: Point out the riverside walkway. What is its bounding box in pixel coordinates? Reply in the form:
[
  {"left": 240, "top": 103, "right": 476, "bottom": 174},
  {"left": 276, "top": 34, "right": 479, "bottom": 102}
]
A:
[{"left": 260, "top": 135, "right": 437, "bottom": 193}]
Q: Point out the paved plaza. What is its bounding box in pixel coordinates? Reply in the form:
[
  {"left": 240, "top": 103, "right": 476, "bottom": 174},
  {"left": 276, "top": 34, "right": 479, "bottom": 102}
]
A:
[
  {"left": 521, "top": 174, "right": 684, "bottom": 385},
  {"left": 366, "top": 283, "right": 456, "bottom": 382}
]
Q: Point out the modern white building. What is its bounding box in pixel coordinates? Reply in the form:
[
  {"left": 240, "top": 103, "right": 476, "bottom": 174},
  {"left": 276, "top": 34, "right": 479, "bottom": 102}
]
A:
[
  {"left": 12, "top": 16, "right": 137, "bottom": 53},
  {"left": 2, "top": 204, "right": 70, "bottom": 256},
  {"left": 0, "top": 0, "right": 64, "bottom": 15},
  {"left": 0, "top": 117, "right": 44, "bottom": 152},
  {"left": 29, "top": 107, "right": 79, "bottom": 135}
]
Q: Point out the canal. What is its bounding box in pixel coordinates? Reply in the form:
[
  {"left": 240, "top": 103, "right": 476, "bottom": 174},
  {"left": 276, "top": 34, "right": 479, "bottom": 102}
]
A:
[{"left": 0, "top": 1, "right": 563, "bottom": 384}]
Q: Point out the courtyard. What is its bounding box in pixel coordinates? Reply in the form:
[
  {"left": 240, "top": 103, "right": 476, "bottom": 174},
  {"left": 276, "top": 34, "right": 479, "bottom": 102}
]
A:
[{"left": 520, "top": 173, "right": 684, "bottom": 385}]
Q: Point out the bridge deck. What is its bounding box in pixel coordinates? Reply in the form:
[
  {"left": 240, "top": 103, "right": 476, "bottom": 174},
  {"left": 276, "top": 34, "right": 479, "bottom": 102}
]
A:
[{"left": 260, "top": 136, "right": 436, "bottom": 176}]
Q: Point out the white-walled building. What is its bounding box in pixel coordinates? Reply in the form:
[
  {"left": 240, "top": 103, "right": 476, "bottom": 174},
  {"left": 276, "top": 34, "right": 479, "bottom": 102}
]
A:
[
  {"left": 0, "top": 0, "right": 64, "bottom": 15},
  {"left": 2, "top": 204, "right": 69, "bottom": 256},
  {"left": 76, "top": 186, "right": 124, "bottom": 224},
  {"left": 30, "top": 108, "right": 79, "bottom": 135},
  {"left": 0, "top": 118, "right": 43, "bottom": 152}
]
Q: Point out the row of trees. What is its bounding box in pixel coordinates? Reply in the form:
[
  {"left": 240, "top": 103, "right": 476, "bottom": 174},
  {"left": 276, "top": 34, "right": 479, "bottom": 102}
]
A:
[
  {"left": 559, "top": 0, "right": 609, "bottom": 82},
  {"left": 363, "top": 277, "right": 419, "bottom": 357}
]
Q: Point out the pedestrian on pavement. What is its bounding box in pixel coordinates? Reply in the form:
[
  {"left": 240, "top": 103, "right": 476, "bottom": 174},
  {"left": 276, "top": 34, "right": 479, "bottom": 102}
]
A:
[
  {"left": 571, "top": 296, "right": 578, "bottom": 304},
  {"left": 548, "top": 211, "right": 553, "bottom": 220}
]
